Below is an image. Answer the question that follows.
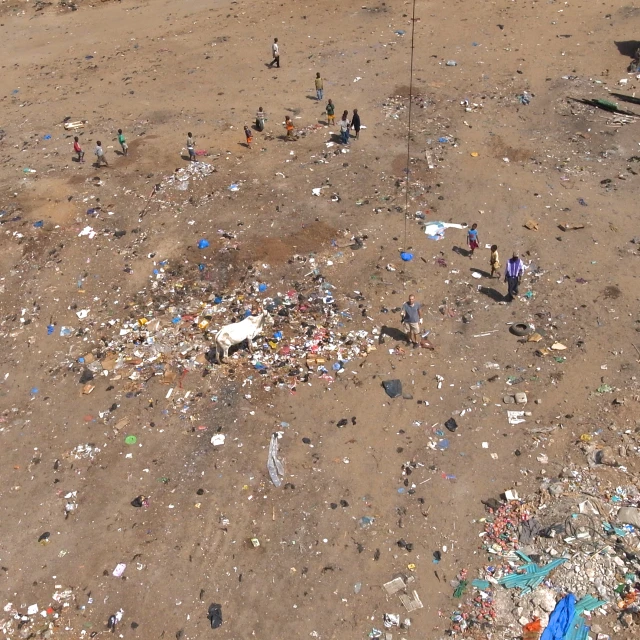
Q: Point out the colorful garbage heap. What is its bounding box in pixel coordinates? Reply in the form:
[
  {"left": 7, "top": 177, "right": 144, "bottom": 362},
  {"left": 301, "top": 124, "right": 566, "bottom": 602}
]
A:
[
  {"left": 448, "top": 483, "right": 640, "bottom": 638},
  {"left": 69, "top": 260, "right": 376, "bottom": 397}
]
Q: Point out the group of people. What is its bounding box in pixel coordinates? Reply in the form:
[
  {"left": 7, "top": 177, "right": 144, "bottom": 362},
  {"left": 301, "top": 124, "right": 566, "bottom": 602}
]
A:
[
  {"left": 400, "top": 249, "right": 525, "bottom": 347},
  {"left": 72, "top": 129, "right": 128, "bottom": 166},
  {"left": 467, "top": 224, "right": 525, "bottom": 302},
  {"left": 266, "top": 39, "right": 363, "bottom": 144},
  {"left": 76, "top": 37, "right": 362, "bottom": 164}
]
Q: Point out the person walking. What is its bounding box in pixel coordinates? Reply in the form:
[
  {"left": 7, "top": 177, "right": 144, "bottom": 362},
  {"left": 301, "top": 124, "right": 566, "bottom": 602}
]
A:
[
  {"left": 255, "top": 106, "right": 266, "bottom": 132},
  {"left": 117, "top": 129, "right": 128, "bottom": 156},
  {"left": 186, "top": 132, "right": 196, "bottom": 161},
  {"left": 351, "top": 108, "right": 361, "bottom": 139},
  {"left": 269, "top": 38, "right": 280, "bottom": 68},
  {"left": 94, "top": 141, "right": 108, "bottom": 167},
  {"left": 504, "top": 252, "right": 524, "bottom": 301},
  {"left": 338, "top": 111, "right": 350, "bottom": 144},
  {"left": 73, "top": 136, "right": 85, "bottom": 163},
  {"left": 244, "top": 125, "right": 253, "bottom": 149},
  {"left": 315, "top": 73, "right": 324, "bottom": 101},
  {"left": 326, "top": 99, "right": 335, "bottom": 125},
  {"left": 467, "top": 223, "right": 479, "bottom": 259},
  {"left": 401, "top": 294, "right": 422, "bottom": 349}
]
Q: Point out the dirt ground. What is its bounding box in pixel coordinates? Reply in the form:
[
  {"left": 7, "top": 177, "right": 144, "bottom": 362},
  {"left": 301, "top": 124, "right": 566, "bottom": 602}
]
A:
[{"left": 1, "top": 0, "right": 640, "bottom": 638}]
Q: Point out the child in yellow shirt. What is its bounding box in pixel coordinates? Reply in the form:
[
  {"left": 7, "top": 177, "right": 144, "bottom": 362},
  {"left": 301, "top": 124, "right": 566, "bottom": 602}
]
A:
[{"left": 490, "top": 245, "right": 500, "bottom": 278}]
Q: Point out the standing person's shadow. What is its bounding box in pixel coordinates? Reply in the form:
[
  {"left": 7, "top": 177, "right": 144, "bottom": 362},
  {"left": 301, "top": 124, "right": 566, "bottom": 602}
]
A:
[
  {"left": 380, "top": 325, "right": 408, "bottom": 342},
  {"left": 452, "top": 245, "right": 471, "bottom": 258},
  {"left": 477, "top": 286, "right": 506, "bottom": 302}
]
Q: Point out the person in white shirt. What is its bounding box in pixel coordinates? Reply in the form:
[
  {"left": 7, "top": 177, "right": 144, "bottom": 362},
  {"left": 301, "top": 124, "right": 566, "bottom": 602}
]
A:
[
  {"left": 337, "top": 111, "right": 350, "bottom": 145},
  {"left": 269, "top": 38, "right": 280, "bottom": 68}
]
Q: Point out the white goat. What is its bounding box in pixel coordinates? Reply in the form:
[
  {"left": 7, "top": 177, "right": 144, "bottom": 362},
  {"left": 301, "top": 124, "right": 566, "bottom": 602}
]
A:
[{"left": 214, "top": 310, "right": 274, "bottom": 362}]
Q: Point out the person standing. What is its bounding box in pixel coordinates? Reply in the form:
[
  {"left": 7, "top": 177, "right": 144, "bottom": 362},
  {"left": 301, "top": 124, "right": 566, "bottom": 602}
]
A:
[
  {"left": 467, "top": 223, "right": 479, "bottom": 259},
  {"left": 315, "top": 73, "right": 324, "bottom": 101},
  {"left": 338, "top": 111, "right": 350, "bottom": 144},
  {"left": 269, "top": 38, "right": 280, "bottom": 68},
  {"left": 351, "top": 108, "right": 361, "bottom": 139},
  {"left": 504, "top": 252, "right": 524, "bottom": 301},
  {"left": 285, "top": 115, "right": 294, "bottom": 140},
  {"left": 255, "top": 106, "right": 266, "bottom": 132},
  {"left": 326, "top": 99, "right": 335, "bottom": 125},
  {"left": 73, "top": 136, "right": 85, "bottom": 163},
  {"left": 117, "top": 129, "right": 128, "bottom": 156},
  {"left": 94, "top": 141, "right": 108, "bottom": 167},
  {"left": 401, "top": 294, "right": 422, "bottom": 349},
  {"left": 244, "top": 125, "right": 253, "bottom": 149},
  {"left": 489, "top": 244, "right": 500, "bottom": 278},
  {"left": 186, "top": 132, "right": 196, "bottom": 161}
]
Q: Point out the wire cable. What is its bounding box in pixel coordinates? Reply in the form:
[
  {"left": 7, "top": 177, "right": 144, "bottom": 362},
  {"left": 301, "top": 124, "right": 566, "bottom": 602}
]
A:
[{"left": 403, "top": 0, "right": 418, "bottom": 250}]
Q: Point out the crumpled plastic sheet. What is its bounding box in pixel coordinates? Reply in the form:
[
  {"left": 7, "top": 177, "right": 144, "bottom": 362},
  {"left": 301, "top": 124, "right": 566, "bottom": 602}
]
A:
[
  {"left": 267, "top": 433, "right": 284, "bottom": 487},
  {"left": 424, "top": 221, "right": 468, "bottom": 240}
]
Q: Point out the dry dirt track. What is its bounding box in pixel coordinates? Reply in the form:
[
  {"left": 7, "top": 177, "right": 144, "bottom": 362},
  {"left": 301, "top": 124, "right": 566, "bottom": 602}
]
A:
[{"left": 1, "top": 1, "right": 640, "bottom": 638}]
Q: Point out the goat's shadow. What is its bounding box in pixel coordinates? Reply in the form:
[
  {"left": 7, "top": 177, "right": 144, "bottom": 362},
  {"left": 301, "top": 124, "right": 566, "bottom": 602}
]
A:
[{"left": 205, "top": 342, "right": 252, "bottom": 364}]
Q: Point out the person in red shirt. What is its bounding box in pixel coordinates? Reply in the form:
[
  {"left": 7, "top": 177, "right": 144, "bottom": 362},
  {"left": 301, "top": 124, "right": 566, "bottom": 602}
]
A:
[{"left": 73, "top": 136, "right": 85, "bottom": 163}]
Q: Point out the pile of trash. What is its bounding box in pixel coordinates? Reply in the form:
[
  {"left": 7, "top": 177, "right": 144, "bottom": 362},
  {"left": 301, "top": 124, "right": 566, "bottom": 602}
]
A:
[
  {"left": 382, "top": 94, "right": 431, "bottom": 119},
  {"left": 447, "top": 470, "right": 640, "bottom": 638},
  {"left": 163, "top": 161, "right": 216, "bottom": 191},
  {"left": 0, "top": 588, "right": 76, "bottom": 639},
  {"left": 62, "top": 259, "right": 377, "bottom": 402}
]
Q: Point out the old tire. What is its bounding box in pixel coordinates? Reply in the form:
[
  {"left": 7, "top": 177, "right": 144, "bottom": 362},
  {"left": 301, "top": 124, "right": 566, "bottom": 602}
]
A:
[{"left": 510, "top": 322, "right": 532, "bottom": 337}]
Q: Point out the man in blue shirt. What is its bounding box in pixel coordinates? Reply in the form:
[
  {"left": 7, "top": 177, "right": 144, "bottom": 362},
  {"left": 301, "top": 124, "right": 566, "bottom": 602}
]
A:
[{"left": 504, "top": 252, "right": 524, "bottom": 301}]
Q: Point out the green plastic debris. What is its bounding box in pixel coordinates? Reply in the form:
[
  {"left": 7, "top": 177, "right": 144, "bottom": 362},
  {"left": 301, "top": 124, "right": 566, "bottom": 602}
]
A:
[
  {"left": 453, "top": 580, "right": 468, "bottom": 598},
  {"left": 498, "top": 557, "right": 567, "bottom": 594}
]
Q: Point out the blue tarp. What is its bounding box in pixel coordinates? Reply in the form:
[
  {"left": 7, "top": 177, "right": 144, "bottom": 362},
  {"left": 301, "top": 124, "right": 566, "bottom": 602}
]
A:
[{"left": 541, "top": 594, "right": 576, "bottom": 640}]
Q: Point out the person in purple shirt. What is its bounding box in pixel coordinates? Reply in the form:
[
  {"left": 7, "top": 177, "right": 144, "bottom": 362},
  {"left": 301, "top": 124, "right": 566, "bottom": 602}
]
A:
[{"left": 504, "top": 252, "right": 524, "bottom": 301}]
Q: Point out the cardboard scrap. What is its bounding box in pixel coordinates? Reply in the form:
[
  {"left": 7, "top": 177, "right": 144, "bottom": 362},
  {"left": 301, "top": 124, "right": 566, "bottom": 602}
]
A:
[
  {"left": 524, "top": 220, "right": 539, "bottom": 231},
  {"left": 383, "top": 577, "right": 406, "bottom": 595},
  {"left": 399, "top": 590, "right": 424, "bottom": 612}
]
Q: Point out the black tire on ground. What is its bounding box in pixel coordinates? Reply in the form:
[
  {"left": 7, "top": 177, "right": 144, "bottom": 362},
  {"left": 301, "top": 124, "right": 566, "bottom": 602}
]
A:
[{"left": 510, "top": 322, "right": 531, "bottom": 337}]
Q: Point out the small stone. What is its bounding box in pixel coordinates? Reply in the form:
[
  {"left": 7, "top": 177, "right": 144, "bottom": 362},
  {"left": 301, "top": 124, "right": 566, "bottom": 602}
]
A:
[
  {"left": 548, "top": 482, "right": 564, "bottom": 497},
  {"left": 597, "top": 446, "right": 618, "bottom": 466},
  {"left": 621, "top": 612, "right": 635, "bottom": 628},
  {"left": 503, "top": 395, "right": 515, "bottom": 404},
  {"left": 535, "top": 398, "right": 542, "bottom": 404},
  {"left": 515, "top": 391, "right": 528, "bottom": 404}
]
